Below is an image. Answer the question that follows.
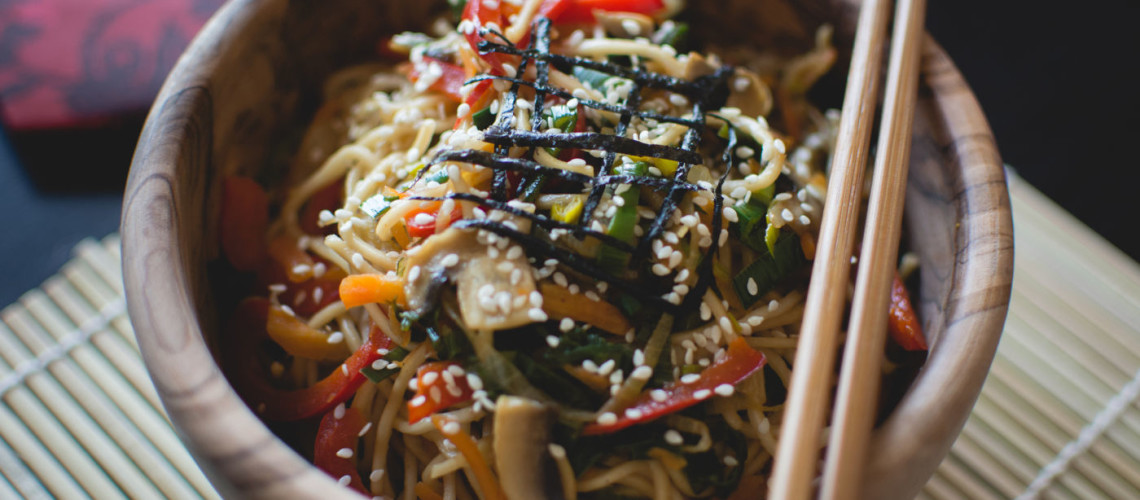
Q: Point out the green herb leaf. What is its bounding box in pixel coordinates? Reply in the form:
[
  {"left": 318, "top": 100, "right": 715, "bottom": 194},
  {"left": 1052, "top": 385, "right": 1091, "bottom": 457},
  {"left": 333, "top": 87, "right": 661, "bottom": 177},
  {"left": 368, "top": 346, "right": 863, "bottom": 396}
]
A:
[{"left": 732, "top": 230, "right": 806, "bottom": 307}]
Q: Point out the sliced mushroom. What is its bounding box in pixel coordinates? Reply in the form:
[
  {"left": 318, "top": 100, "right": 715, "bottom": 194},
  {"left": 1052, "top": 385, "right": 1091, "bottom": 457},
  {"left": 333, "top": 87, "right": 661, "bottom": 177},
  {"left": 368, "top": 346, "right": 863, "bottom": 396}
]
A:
[
  {"left": 682, "top": 52, "right": 719, "bottom": 81},
  {"left": 493, "top": 396, "right": 564, "bottom": 500},
  {"left": 595, "top": 11, "right": 655, "bottom": 39},
  {"left": 727, "top": 67, "right": 773, "bottom": 118},
  {"left": 403, "top": 226, "right": 540, "bottom": 331}
]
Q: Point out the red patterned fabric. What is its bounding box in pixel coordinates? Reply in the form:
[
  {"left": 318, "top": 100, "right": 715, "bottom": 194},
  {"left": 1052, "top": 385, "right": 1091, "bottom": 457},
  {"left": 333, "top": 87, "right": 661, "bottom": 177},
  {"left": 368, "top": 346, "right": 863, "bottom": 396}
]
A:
[{"left": 0, "top": 0, "right": 224, "bottom": 129}]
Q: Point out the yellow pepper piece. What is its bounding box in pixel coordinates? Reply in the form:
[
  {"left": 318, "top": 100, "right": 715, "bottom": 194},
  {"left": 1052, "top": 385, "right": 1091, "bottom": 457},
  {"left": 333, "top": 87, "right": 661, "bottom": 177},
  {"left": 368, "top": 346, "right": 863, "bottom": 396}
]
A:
[
  {"left": 552, "top": 195, "right": 585, "bottom": 224},
  {"left": 266, "top": 305, "right": 351, "bottom": 361},
  {"left": 625, "top": 155, "right": 680, "bottom": 177}
]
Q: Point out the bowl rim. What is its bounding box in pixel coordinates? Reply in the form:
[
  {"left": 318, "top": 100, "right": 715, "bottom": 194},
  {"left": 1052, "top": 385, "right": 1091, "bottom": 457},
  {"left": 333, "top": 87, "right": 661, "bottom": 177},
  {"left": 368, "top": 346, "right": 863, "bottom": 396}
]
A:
[{"left": 121, "top": 1, "right": 1013, "bottom": 498}]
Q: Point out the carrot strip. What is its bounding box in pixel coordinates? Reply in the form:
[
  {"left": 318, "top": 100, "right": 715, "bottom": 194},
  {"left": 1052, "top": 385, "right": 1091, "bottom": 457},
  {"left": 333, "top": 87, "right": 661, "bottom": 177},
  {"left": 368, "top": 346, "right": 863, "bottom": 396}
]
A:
[
  {"left": 339, "top": 274, "right": 406, "bottom": 309},
  {"left": 539, "top": 282, "right": 632, "bottom": 335},
  {"left": 413, "top": 482, "right": 445, "bottom": 500},
  {"left": 431, "top": 415, "right": 505, "bottom": 500}
]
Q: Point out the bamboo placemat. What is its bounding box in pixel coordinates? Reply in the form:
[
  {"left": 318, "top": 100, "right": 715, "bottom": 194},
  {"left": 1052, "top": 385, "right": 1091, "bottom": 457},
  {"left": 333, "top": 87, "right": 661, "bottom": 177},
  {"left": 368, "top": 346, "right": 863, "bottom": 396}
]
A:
[
  {"left": 921, "top": 174, "right": 1140, "bottom": 500},
  {"left": 0, "top": 173, "right": 1136, "bottom": 499},
  {"left": 0, "top": 235, "right": 219, "bottom": 499}
]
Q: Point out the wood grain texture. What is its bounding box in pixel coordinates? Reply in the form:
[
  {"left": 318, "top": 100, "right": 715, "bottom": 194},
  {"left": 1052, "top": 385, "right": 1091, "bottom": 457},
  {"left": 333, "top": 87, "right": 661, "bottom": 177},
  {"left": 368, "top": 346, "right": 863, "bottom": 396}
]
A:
[{"left": 120, "top": 0, "right": 1013, "bottom": 498}]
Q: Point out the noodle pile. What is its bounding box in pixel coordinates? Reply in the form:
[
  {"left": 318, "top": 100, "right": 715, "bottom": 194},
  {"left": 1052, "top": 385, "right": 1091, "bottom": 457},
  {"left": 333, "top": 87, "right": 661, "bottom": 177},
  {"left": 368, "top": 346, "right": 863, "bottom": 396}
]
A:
[{"left": 216, "top": 1, "right": 891, "bottom": 499}]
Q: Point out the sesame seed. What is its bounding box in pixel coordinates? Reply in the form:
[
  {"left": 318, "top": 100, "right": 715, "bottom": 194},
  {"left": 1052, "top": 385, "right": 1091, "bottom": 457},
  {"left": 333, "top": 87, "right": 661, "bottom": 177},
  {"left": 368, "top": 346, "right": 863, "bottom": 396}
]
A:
[
  {"left": 334, "top": 403, "right": 346, "bottom": 419},
  {"left": 554, "top": 272, "right": 568, "bottom": 287},
  {"left": 441, "top": 253, "right": 460, "bottom": 267},
  {"left": 597, "top": 412, "right": 618, "bottom": 425},
  {"left": 634, "top": 349, "right": 645, "bottom": 366},
  {"left": 673, "top": 283, "right": 689, "bottom": 295},
  {"left": 737, "top": 146, "right": 755, "bottom": 159},
  {"left": 529, "top": 308, "right": 549, "bottom": 322},
  {"left": 546, "top": 335, "right": 561, "bottom": 348},
  {"left": 338, "top": 475, "right": 352, "bottom": 487},
  {"left": 582, "top": 360, "right": 599, "bottom": 373},
  {"left": 292, "top": 264, "right": 311, "bottom": 275},
  {"left": 664, "top": 292, "right": 681, "bottom": 304},
  {"left": 694, "top": 389, "right": 712, "bottom": 400},
  {"left": 723, "top": 207, "right": 739, "bottom": 223},
  {"left": 715, "top": 384, "right": 735, "bottom": 397},
  {"left": 724, "top": 455, "right": 739, "bottom": 466},
  {"left": 408, "top": 265, "right": 422, "bottom": 282},
  {"left": 447, "top": 384, "right": 463, "bottom": 397},
  {"left": 700, "top": 302, "right": 711, "bottom": 320},
  {"left": 585, "top": 290, "right": 601, "bottom": 301},
  {"left": 430, "top": 386, "right": 442, "bottom": 403},
  {"left": 675, "top": 268, "right": 690, "bottom": 282},
  {"left": 598, "top": 359, "right": 616, "bottom": 376},
  {"left": 312, "top": 287, "right": 324, "bottom": 303},
  {"left": 651, "top": 389, "right": 668, "bottom": 402},
  {"left": 467, "top": 373, "right": 484, "bottom": 391},
  {"left": 336, "top": 448, "right": 354, "bottom": 459},
  {"left": 621, "top": 18, "right": 641, "bottom": 35},
  {"left": 529, "top": 291, "right": 544, "bottom": 307},
  {"left": 781, "top": 209, "right": 795, "bottom": 222},
  {"left": 769, "top": 299, "right": 780, "bottom": 311},
  {"left": 507, "top": 246, "right": 523, "bottom": 260},
  {"left": 442, "top": 420, "right": 461, "bottom": 435},
  {"left": 372, "top": 359, "right": 386, "bottom": 370},
  {"left": 449, "top": 365, "right": 465, "bottom": 377},
  {"left": 609, "top": 370, "right": 624, "bottom": 385},
  {"left": 665, "top": 429, "right": 684, "bottom": 445},
  {"left": 681, "top": 373, "right": 701, "bottom": 384},
  {"left": 358, "top": 422, "right": 373, "bottom": 437},
  {"left": 775, "top": 193, "right": 793, "bottom": 202},
  {"left": 268, "top": 283, "right": 287, "bottom": 293},
  {"left": 631, "top": 365, "right": 653, "bottom": 380},
  {"left": 442, "top": 370, "right": 456, "bottom": 386},
  {"left": 559, "top": 317, "right": 575, "bottom": 332},
  {"left": 747, "top": 278, "right": 759, "bottom": 296},
  {"left": 799, "top": 215, "right": 811, "bottom": 226},
  {"left": 625, "top": 408, "right": 644, "bottom": 419},
  {"left": 370, "top": 469, "right": 385, "bottom": 482},
  {"left": 652, "top": 264, "right": 670, "bottom": 276},
  {"left": 747, "top": 315, "right": 764, "bottom": 326},
  {"left": 408, "top": 378, "right": 418, "bottom": 391},
  {"left": 422, "top": 371, "right": 439, "bottom": 385},
  {"left": 327, "top": 331, "right": 344, "bottom": 344}
]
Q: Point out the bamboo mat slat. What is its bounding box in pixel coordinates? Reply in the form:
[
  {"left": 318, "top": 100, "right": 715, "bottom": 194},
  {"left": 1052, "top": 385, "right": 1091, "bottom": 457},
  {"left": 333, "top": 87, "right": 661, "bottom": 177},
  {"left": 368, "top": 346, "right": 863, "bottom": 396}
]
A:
[
  {"left": 0, "top": 174, "right": 1137, "bottom": 499},
  {"left": 920, "top": 173, "right": 1140, "bottom": 499}
]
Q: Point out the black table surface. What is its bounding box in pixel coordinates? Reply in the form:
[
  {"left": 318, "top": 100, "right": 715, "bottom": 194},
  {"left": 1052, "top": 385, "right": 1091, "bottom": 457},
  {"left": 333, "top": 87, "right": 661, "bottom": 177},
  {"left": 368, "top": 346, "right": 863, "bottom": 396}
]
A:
[{"left": 2, "top": 0, "right": 1138, "bottom": 307}]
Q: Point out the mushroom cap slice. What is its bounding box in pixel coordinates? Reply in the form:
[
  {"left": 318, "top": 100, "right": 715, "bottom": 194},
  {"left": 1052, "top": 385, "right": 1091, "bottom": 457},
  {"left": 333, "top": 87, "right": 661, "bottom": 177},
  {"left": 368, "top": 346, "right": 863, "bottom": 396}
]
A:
[{"left": 493, "top": 396, "right": 565, "bottom": 500}]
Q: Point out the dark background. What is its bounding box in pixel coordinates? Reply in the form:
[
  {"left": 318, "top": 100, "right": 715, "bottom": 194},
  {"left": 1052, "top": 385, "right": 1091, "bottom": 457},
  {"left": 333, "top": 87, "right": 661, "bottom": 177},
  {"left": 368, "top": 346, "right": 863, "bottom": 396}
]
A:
[{"left": 2, "top": 0, "right": 1138, "bottom": 307}]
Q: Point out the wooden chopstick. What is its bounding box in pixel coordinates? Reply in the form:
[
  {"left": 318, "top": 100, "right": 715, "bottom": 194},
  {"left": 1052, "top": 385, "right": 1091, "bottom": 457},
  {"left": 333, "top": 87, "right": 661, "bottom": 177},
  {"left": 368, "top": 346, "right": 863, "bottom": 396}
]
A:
[
  {"left": 821, "top": 0, "right": 928, "bottom": 497},
  {"left": 767, "top": 0, "right": 893, "bottom": 497}
]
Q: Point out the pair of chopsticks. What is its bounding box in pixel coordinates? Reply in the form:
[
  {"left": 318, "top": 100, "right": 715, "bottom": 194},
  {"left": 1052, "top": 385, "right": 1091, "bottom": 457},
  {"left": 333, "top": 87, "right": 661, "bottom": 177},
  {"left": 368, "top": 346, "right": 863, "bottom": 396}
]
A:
[{"left": 767, "top": 0, "right": 927, "bottom": 498}]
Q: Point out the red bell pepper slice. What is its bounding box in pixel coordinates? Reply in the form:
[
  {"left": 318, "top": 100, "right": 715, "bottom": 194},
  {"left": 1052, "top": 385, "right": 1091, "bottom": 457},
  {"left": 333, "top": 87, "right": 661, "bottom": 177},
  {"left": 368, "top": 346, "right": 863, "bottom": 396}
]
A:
[
  {"left": 404, "top": 203, "right": 464, "bottom": 239},
  {"left": 227, "top": 298, "right": 394, "bottom": 421},
  {"left": 888, "top": 272, "right": 928, "bottom": 351},
  {"left": 220, "top": 176, "right": 269, "bottom": 272},
  {"left": 407, "top": 56, "right": 471, "bottom": 102},
  {"left": 407, "top": 361, "right": 475, "bottom": 424},
  {"left": 314, "top": 406, "right": 368, "bottom": 494},
  {"left": 300, "top": 181, "right": 343, "bottom": 236},
  {"left": 554, "top": 0, "right": 666, "bottom": 24},
  {"left": 462, "top": 0, "right": 511, "bottom": 74},
  {"left": 582, "top": 337, "right": 766, "bottom": 435}
]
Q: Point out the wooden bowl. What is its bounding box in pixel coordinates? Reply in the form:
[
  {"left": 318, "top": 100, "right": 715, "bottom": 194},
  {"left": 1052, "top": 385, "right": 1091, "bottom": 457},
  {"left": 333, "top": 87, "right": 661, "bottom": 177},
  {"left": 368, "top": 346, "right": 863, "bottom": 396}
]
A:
[{"left": 121, "top": 0, "right": 1014, "bottom": 498}]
